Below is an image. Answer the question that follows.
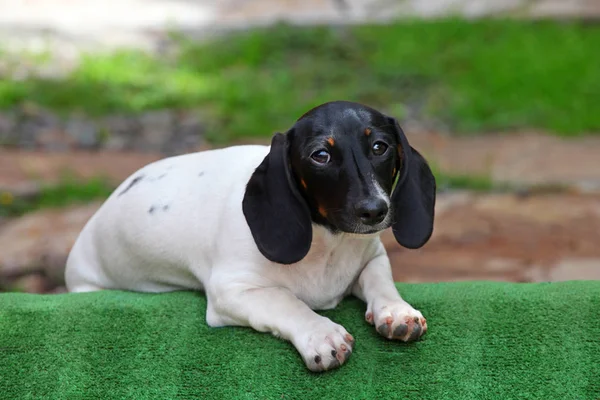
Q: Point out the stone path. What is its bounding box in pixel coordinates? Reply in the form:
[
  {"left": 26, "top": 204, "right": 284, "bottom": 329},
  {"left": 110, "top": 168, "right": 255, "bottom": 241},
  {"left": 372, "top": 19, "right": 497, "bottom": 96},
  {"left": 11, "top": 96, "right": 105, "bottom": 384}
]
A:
[
  {"left": 0, "top": 202, "right": 101, "bottom": 293},
  {"left": 2, "top": 116, "right": 600, "bottom": 294},
  {"left": 0, "top": 149, "right": 162, "bottom": 195},
  {"left": 3, "top": 130, "right": 600, "bottom": 196},
  {"left": 2, "top": 130, "right": 600, "bottom": 293},
  {"left": 382, "top": 191, "right": 600, "bottom": 283},
  {"left": 410, "top": 131, "right": 600, "bottom": 192},
  {"left": 0, "top": 108, "right": 206, "bottom": 155}
]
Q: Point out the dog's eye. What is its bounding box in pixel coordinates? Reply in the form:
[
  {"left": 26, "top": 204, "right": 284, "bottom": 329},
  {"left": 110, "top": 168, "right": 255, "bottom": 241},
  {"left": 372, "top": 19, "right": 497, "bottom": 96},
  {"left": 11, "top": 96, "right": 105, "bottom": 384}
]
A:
[
  {"left": 310, "top": 150, "right": 331, "bottom": 164},
  {"left": 372, "top": 142, "right": 388, "bottom": 156}
]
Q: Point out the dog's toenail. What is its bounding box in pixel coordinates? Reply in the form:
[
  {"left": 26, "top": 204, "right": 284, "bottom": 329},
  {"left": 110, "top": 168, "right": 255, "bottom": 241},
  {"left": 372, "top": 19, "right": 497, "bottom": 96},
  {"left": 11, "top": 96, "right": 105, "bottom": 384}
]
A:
[
  {"left": 314, "top": 355, "right": 321, "bottom": 364},
  {"left": 385, "top": 316, "right": 393, "bottom": 325},
  {"left": 345, "top": 334, "right": 354, "bottom": 343},
  {"left": 413, "top": 317, "right": 419, "bottom": 323},
  {"left": 331, "top": 350, "right": 337, "bottom": 357},
  {"left": 341, "top": 344, "right": 347, "bottom": 352}
]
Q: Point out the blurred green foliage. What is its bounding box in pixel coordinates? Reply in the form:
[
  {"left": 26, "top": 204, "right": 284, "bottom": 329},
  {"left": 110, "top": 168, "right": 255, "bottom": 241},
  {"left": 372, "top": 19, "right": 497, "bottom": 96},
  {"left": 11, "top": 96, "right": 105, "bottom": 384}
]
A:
[{"left": 0, "top": 19, "right": 598, "bottom": 143}]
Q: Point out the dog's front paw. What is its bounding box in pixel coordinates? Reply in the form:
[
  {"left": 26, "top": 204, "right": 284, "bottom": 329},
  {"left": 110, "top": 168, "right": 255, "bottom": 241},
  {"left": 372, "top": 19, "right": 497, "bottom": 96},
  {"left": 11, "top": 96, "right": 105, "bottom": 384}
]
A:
[
  {"left": 296, "top": 318, "right": 354, "bottom": 372},
  {"left": 366, "top": 299, "right": 427, "bottom": 342}
]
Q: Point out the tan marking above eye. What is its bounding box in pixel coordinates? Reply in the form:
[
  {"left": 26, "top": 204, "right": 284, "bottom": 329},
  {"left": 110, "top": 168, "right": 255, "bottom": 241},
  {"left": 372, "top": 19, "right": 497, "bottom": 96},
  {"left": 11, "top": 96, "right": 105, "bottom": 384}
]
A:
[
  {"left": 318, "top": 204, "right": 327, "bottom": 217},
  {"left": 365, "top": 128, "right": 371, "bottom": 136},
  {"left": 327, "top": 137, "right": 335, "bottom": 146},
  {"left": 393, "top": 167, "right": 397, "bottom": 176},
  {"left": 300, "top": 179, "right": 308, "bottom": 189}
]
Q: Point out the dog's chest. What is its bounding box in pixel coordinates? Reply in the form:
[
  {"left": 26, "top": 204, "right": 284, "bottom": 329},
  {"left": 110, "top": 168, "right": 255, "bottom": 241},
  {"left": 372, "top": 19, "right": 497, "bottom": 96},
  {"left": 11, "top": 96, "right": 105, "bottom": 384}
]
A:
[{"left": 277, "top": 235, "right": 372, "bottom": 310}]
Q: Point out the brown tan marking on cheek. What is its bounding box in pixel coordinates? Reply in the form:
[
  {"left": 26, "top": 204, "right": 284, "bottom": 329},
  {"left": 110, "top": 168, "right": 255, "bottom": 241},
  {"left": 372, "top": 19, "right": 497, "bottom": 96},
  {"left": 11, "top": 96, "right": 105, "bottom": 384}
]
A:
[
  {"left": 327, "top": 137, "right": 335, "bottom": 147},
  {"left": 318, "top": 204, "right": 327, "bottom": 218},
  {"left": 300, "top": 179, "right": 308, "bottom": 190},
  {"left": 364, "top": 128, "right": 371, "bottom": 136}
]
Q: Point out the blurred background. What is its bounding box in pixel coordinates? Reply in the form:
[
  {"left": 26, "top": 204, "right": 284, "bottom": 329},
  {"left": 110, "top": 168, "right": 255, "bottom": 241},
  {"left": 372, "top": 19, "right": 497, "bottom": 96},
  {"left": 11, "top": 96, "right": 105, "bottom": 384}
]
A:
[{"left": 0, "top": 0, "right": 599, "bottom": 293}]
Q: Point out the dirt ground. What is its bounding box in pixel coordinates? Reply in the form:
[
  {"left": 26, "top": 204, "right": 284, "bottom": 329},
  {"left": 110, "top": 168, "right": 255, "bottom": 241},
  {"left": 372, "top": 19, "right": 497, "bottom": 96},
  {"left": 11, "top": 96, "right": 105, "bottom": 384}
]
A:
[
  {"left": 2, "top": 191, "right": 599, "bottom": 293},
  {"left": 1, "top": 131, "right": 599, "bottom": 293},
  {"left": 384, "top": 191, "right": 600, "bottom": 282}
]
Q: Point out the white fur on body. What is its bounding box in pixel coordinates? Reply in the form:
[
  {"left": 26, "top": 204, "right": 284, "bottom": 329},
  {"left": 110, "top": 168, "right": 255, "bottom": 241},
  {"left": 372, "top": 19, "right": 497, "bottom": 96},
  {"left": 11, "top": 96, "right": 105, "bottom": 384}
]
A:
[{"left": 66, "top": 145, "right": 424, "bottom": 371}]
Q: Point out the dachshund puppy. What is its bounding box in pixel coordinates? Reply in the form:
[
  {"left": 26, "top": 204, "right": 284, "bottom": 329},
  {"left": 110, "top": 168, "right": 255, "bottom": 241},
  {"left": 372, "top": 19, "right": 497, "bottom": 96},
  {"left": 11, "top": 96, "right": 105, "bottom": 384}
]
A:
[{"left": 66, "top": 100, "right": 436, "bottom": 372}]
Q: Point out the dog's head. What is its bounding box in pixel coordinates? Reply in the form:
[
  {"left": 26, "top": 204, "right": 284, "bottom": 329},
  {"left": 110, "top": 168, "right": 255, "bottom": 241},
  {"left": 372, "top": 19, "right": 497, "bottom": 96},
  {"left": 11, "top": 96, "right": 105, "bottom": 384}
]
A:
[{"left": 243, "top": 101, "right": 436, "bottom": 264}]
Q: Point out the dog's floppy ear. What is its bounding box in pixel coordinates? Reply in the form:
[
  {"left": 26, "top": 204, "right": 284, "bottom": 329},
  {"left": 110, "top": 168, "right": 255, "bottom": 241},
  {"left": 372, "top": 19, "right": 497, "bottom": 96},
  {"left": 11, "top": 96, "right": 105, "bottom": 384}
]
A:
[
  {"left": 242, "top": 132, "right": 312, "bottom": 264},
  {"left": 388, "top": 117, "right": 436, "bottom": 249}
]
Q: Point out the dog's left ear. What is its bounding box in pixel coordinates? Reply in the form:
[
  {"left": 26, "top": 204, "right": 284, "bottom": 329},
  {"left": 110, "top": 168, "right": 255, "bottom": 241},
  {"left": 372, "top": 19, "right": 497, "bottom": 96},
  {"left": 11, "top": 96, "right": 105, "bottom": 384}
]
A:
[
  {"left": 388, "top": 117, "right": 436, "bottom": 249},
  {"left": 242, "top": 132, "right": 312, "bottom": 265}
]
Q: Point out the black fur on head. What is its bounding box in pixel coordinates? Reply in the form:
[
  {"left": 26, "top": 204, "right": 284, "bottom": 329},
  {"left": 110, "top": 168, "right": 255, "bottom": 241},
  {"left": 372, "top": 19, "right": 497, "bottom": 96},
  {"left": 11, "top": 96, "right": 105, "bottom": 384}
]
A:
[{"left": 243, "top": 100, "right": 436, "bottom": 264}]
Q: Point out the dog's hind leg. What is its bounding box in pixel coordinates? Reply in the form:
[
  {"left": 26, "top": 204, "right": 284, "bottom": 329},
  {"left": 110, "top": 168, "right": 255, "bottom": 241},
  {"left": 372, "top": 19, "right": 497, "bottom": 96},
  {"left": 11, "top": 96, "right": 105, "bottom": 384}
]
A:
[
  {"left": 64, "top": 259, "right": 106, "bottom": 293},
  {"left": 67, "top": 283, "right": 104, "bottom": 293},
  {"left": 64, "top": 238, "right": 108, "bottom": 293}
]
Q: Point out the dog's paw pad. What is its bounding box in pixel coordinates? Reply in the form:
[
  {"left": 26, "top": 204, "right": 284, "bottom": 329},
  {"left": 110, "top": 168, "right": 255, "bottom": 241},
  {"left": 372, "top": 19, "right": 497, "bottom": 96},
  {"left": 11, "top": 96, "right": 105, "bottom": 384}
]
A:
[
  {"left": 371, "top": 302, "right": 427, "bottom": 342},
  {"left": 393, "top": 324, "right": 408, "bottom": 337}
]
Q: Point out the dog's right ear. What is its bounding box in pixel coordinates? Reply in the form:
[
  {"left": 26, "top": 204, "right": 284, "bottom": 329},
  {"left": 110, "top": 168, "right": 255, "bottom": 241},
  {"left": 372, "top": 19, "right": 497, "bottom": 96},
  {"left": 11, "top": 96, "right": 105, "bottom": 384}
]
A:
[
  {"left": 242, "top": 132, "right": 312, "bottom": 265},
  {"left": 387, "top": 117, "right": 436, "bottom": 249}
]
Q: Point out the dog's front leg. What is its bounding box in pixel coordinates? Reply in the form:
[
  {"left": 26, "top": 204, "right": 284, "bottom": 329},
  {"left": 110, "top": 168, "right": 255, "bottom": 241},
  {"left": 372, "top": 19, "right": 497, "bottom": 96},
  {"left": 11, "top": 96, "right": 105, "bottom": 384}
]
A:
[
  {"left": 206, "top": 281, "right": 354, "bottom": 372},
  {"left": 352, "top": 243, "right": 427, "bottom": 342}
]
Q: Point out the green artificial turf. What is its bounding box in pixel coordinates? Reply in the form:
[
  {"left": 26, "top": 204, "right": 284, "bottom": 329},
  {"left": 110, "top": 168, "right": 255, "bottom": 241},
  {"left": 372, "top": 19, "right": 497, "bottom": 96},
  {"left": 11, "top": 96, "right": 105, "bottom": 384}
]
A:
[{"left": 1, "top": 281, "right": 599, "bottom": 399}]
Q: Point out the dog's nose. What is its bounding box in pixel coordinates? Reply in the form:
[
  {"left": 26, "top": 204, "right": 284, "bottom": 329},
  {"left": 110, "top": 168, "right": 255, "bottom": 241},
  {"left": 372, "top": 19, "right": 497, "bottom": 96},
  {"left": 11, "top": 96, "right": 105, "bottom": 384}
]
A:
[{"left": 355, "top": 198, "right": 388, "bottom": 225}]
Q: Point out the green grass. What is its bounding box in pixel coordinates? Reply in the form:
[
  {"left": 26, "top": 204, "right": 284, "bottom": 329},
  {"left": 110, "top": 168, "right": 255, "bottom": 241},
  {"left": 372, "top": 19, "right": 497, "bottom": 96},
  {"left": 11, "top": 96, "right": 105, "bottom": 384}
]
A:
[
  {"left": 434, "top": 171, "right": 497, "bottom": 192},
  {"left": 0, "top": 177, "right": 115, "bottom": 217},
  {"left": 0, "top": 18, "right": 599, "bottom": 143}
]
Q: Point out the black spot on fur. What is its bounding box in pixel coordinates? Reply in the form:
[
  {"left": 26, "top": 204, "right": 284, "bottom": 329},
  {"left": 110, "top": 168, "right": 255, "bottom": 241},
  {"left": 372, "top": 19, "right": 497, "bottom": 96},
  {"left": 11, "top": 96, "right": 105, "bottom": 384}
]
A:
[
  {"left": 119, "top": 175, "right": 144, "bottom": 196},
  {"left": 148, "top": 204, "right": 169, "bottom": 214},
  {"left": 146, "top": 173, "right": 166, "bottom": 183}
]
